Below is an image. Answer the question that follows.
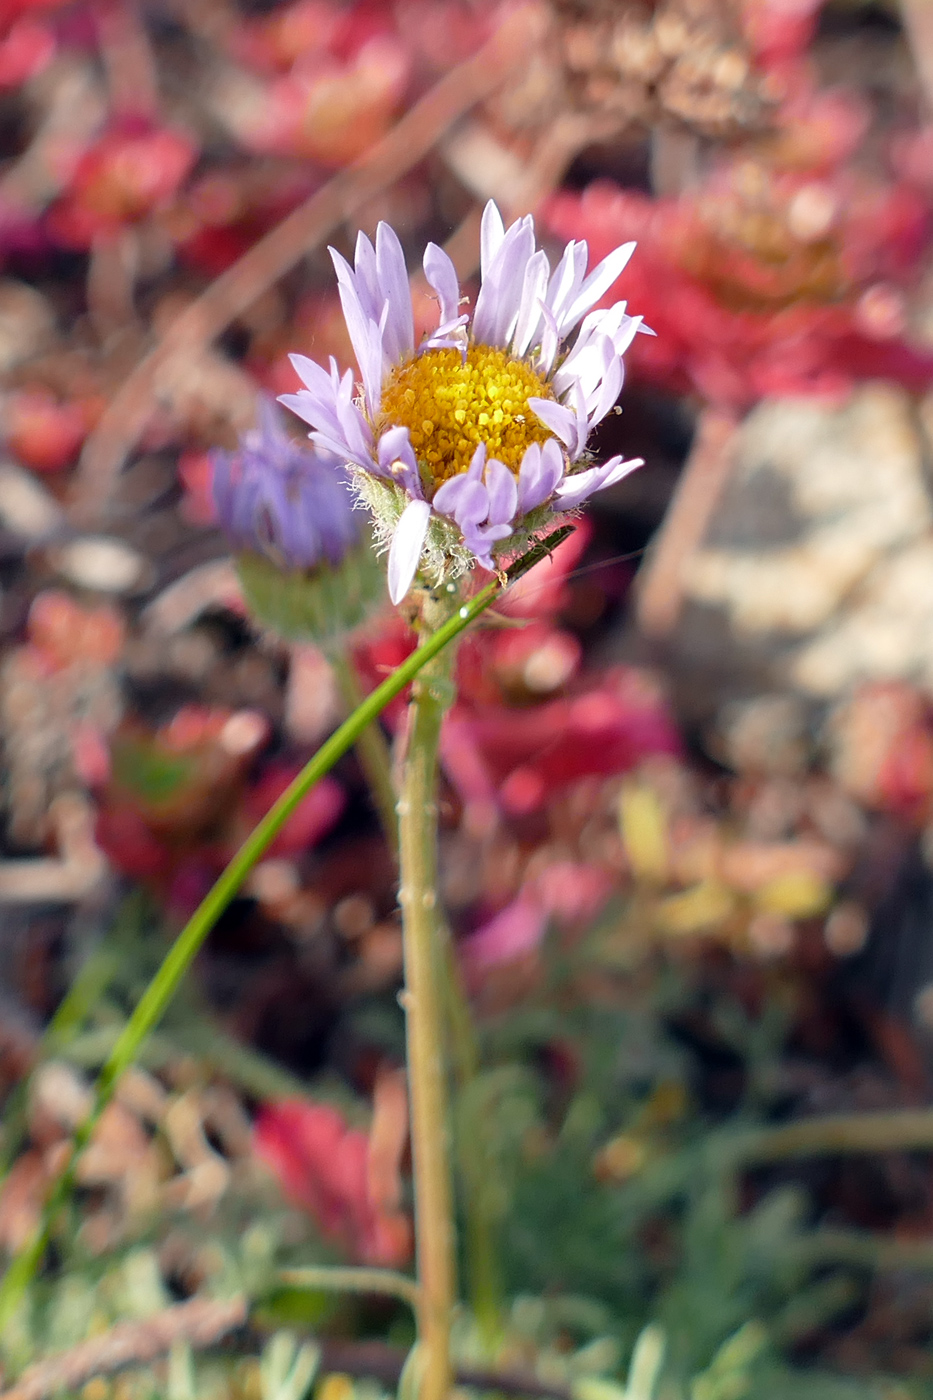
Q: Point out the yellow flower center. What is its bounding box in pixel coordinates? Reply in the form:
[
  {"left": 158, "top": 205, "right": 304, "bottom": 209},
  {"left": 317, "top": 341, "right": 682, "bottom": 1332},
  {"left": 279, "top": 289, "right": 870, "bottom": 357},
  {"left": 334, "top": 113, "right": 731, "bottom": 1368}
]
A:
[{"left": 378, "top": 344, "right": 553, "bottom": 488}]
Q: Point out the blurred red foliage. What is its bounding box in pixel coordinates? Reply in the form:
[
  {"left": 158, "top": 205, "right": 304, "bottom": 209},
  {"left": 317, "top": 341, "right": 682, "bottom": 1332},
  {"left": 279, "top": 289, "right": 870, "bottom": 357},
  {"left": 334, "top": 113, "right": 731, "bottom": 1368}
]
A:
[{"left": 254, "top": 1095, "right": 412, "bottom": 1266}]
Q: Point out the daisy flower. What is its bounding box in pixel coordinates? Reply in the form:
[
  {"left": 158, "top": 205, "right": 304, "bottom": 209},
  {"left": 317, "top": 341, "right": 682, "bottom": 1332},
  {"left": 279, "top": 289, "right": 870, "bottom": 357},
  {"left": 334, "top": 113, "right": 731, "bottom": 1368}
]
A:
[
  {"left": 280, "top": 201, "right": 647, "bottom": 604},
  {"left": 211, "top": 397, "right": 385, "bottom": 644},
  {"left": 212, "top": 395, "right": 359, "bottom": 570}
]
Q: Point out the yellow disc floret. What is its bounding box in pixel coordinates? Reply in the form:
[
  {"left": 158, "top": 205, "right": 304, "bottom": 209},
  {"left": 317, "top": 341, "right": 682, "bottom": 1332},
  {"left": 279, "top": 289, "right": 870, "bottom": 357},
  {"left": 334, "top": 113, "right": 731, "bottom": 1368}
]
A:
[{"left": 378, "top": 344, "right": 554, "bottom": 489}]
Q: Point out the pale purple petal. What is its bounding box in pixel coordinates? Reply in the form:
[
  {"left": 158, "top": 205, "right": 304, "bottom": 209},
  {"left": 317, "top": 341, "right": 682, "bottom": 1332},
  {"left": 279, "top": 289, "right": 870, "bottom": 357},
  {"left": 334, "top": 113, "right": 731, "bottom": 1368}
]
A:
[
  {"left": 534, "top": 300, "right": 561, "bottom": 378},
  {"left": 461, "top": 520, "right": 513, "bottom": 569},
  {"left": 349, "top": 233, "right": 381, "bottom": 320},
  {"left": 472, "top": 217, "right": 535, "bottom": 347},
  {"left": 288, "top": 352, "right": 341, "bottom": 404},
  {"left": 463, "top": 442, "right": 487, "bottom": 480},
  {"left": 433, "top": 474, "right": 488, "bottom": 526},
  {"left": 388, "top": 498, "right": 431, "bottom": 604},
  {"left": 281, "top": 357, "right": 358, "bottom": 458},
  {"left": 377, "top": 425, "right": 423, "bottom": 497},
  {"left": 546, "top": 239, "right": 588, "bottom": 333},
  {"left": 586, "top": 349, "right": 624, "bottom": 428},
  {"left": 511, "top": 248, "right": 550, "bottom": 357},
  {"left": 483, "top": 456, "right": 517, "bottom": 525},
  {"left": 528, "top": 397, "right": 587, "bottom": 458},
  {"left": 553, "top": 455, "right": 643, "bottom": 510},
  {"left": 423, "top": 242, "right": 461, "bottom": 326},
  {"left": 420, "top": 313, "right": 469, "bottom": 355},
  {"left": 517, "top": 438, "right": 564, "bottom": 513},
  {"left": 479, "top": 200, "right": 505, "bottom": 279},
  {"left": 331, "top": 276, "right": 384, "bottom": 414},
  {"left": 376, "top": 221, "right": 414, "bottom": 363},
  {"left": 562, "top": 241, "right": 636, "bottom": 332},
  {"left": 552, "top": 329, "right": 615, "bottom": 402},
  {"left": 283, "top": 358, "right": 377, "bottom": 468}
]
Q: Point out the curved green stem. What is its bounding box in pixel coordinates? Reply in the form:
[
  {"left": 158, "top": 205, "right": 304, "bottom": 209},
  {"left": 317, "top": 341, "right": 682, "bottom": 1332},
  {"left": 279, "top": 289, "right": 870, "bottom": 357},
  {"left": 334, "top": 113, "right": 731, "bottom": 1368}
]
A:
[
  {"left": 330, "top": 648, "right": 398, "bottom": 857},
  {"left": 398, "top": 604, "right": 457, "bottom": 1400},
  {"left": 0, "top": 527, "right": 573, "bottom": 1334}
]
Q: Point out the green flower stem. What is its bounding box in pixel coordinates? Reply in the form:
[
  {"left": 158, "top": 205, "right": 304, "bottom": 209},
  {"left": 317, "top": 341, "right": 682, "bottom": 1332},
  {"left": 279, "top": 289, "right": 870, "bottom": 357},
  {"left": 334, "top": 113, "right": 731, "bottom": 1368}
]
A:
[
  {"left": 0, "top": 526, "right": 573, "bottom": 1335},
  {"left": 397, "top": 598, "right": 458, "bottom": 1400},
  {"left": 329, "top": 647, "right": 399, "bottom": 857},
  {"left": 0, "top": 580, "right": 495, "bottom": 1333},
  {"left": 278, "top": 1266, "right": 420, "bottom": 1310}
]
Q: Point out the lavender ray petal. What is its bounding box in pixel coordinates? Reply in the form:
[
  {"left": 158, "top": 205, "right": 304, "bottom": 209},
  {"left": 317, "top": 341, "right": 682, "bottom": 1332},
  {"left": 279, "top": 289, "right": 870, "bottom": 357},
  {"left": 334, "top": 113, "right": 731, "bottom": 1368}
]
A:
[
  {"left": 375, "top": 221, "right": 414, "bottom": 363},
  {"left": 423, "top": 242, "right": 461, "bottom": 326},
  {"left": 534, "top": 300, "right": 560, "bottom": 378},
  {"left": 334, "top": 393, "right": 375, "bottom": 465},
  {"left": 527, "top": 397, "right": 579, "bottom": 450},
  {"left": 388, "top": 498, "right": 431, "bottom": 604},
  {"left": 547, "top": 239, "right": 588, "bottom": 332},
  {"left": 553, "top": 455, "right": 643, "bottom": 510},
  {"left": 472, "top": 219, "right": 535, "bottom": 346},
  {"left": 483, "top": 456, "right": 518, "bottom": 525},
  {"left": 566, "top": 379, "right": 591, "bottom": 458},
  {"left": 289, "top": 353, "right": 341, "bottom": 401},
  {"left": 480, "top": 200, "right": 505, "bottom": 279},
  {"left": 377, "top": 425, "right": 423, "bottom": 498},
  {"left": 334, "top": 282, "right": 384, "bottom": 415},
  {"left": 278, "top": 387, "right": 343, "bottom": 445},
  {"left": 586, "top": 349, "right": 624, "bottom": 428},
  {"left": 551, "top": 328, "right": 611, "bottom": 400},
  {"left": 511, "top": 248, "right": 551, "bottom": 357},
  {"left": 351, "top": 231, "right": 381, "bottom": 319},
  {"left": 465, "top": 441, "right": 487, "bottom": 480},
  {"left": 562, "top": 241, "right": 636, "bottom": 333},
  {"left": 433, "top": 475, "right": 489, "bottom": 526},
  {"left": 517, "top": 438, "right": 564, "bottom": 513},
  {"left": 461, "top": 521, "right": 513, "bottom": 570}
]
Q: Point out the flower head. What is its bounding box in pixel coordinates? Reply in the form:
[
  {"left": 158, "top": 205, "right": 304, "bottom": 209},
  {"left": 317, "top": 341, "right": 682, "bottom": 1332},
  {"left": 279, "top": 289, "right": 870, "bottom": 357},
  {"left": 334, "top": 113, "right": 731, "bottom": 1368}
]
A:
[
  {"left": 280, "top": 201, "right": 647, "bottom": 604},
  {"left": 212, "top": 395, "right": 360, "bottom": 570},
  {"left": 211, "top": 397, "right": 385, "bottom": 645}
]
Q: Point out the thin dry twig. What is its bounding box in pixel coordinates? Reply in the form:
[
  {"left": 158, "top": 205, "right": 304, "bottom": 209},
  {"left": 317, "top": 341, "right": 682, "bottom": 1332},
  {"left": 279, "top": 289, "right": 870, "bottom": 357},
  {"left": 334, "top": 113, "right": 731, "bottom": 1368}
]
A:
[
  {"left": 900, "top": 0, "right": 933, "bottom": 119},
  {"left": 0, "top": 1295, "right": 248, "bottom": 1400},
  {"left": 71, "top": 4, "right": 546, "bottom": 519},
  {"left": 741, "top": 1108, "right": 933, "bottom": 1162},
  {"left": 635, "top": 406, "right": 740, "bottom": 638},
  {"left": 0, "top": 794, "right": 108, "bottom": 904}
]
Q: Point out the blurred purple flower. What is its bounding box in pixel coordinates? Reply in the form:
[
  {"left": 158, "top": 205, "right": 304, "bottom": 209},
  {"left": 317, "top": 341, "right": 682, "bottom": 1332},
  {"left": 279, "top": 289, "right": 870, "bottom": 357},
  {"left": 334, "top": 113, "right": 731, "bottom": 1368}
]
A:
[
  {"left": 280, "top": 200, "right": 648, "bottom": 603},
  {"left": 211, "top": 397, "right": 360, "bottom": 570}
]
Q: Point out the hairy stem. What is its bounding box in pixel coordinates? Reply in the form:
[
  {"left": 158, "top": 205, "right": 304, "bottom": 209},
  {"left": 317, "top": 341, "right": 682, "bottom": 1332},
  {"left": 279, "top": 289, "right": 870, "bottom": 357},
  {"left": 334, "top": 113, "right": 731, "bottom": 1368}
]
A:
[{"left": 399, "top": 602, "right": 458, "bottom": 1400}]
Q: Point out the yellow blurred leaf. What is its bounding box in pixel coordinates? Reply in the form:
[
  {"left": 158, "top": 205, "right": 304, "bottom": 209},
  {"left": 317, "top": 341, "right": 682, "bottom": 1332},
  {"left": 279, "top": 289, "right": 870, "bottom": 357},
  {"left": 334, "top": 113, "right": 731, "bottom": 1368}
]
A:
[
  {"left": 619, "top": 783, "right": 669, "bottom": 885},
  {"left": 754, "top": 870, "right": 832, "bottom": 918},
  {"left": 655, "top": 881, "right": 735, "bottom": 936}
]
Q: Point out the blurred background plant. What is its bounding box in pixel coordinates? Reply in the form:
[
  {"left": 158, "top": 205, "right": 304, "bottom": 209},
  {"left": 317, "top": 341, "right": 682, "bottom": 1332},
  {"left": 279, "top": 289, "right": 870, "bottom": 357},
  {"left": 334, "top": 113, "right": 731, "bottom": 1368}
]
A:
[{"left": 4, "top": 0, "right": 933, "bottom": 1395}]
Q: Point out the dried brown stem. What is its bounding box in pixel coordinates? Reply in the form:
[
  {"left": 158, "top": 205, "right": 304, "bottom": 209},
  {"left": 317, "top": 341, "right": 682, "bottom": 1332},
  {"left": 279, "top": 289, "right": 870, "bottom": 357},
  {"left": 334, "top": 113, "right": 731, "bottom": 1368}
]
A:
[
  {"left": 0, "top": 1295, "right": 247, "bottom": 1400},
  {"left": 636, "top": 406, "right": 740, "bottom": 638},
  {"left": 95, "top": 0, "right": 161, "bottom": 121},
  {"left": 900, "top": 0, "right": 933, "bottom": 118},
  {"left": 740, "top": 1108, "right": 933, "bottom": 1163},
  {"left": 70, "top": 5, "right": 546, "bottom": 521}
]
